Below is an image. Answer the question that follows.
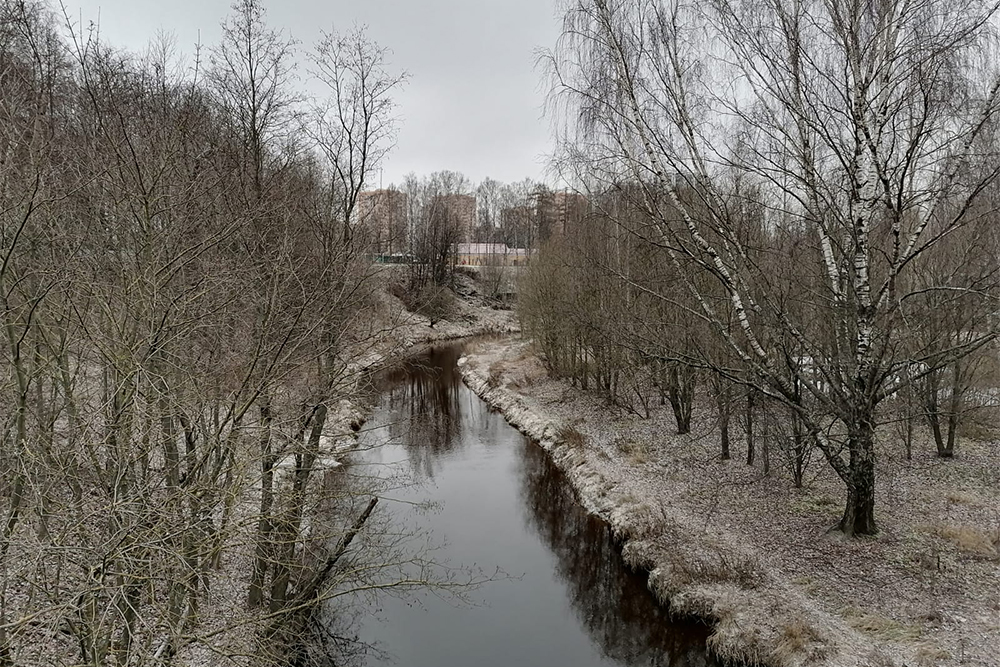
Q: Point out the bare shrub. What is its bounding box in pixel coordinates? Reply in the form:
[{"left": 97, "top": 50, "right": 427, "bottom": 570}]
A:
[
  {"left": 415, "top": 285, "right": 456, "bottom": 327},
  {"left": 958, "top": 404, "right": 1000, "bottom": 442}
]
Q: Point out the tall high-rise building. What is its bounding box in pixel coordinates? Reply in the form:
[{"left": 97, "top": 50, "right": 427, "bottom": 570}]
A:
[
  {"left": 432, "top": 193, "right": 477, "bottom": 242},
  {"left": 356, "top": 189, "right": 408, "bottom": 253}
]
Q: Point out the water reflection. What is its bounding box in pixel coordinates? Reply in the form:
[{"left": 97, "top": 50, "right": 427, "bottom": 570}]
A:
[
  {"left": 377, "top": 346, "right": 465, "bottom": 479},
  {"left": 519, "top": 441, "right": 715, "bottom": 666},
  {"left": 336, "top": 341, "right": 715, "bottom": 667}
]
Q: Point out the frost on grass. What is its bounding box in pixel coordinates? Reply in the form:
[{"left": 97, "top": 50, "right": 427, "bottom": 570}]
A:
[{"left": 459, "top": 338, "right": 1000, "bottom": 667}]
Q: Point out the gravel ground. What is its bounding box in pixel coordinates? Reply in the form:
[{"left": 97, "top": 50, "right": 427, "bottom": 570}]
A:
[{"left": 459, "top": 337, "right": 1000, "bottom": 667}]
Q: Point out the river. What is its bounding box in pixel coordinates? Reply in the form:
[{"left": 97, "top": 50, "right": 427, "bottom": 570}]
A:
[{"left": 323, "top": 341, "right": 717, "bottom": 667}]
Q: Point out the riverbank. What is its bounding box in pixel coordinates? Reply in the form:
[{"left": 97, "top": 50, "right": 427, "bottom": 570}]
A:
[
  {"left": 342, "top": 340, "right": 716, "bottom": 666},
  {"left": 175, "top": 280, "right": 518, "bottom": 667},
  {"left": 458, "top": 338, "right": 1000, "bottom": 667}
]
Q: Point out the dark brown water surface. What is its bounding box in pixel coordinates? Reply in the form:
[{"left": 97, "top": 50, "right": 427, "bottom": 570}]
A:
[{"left": 329, "top": 342, "right": 716, "bottom": 667}]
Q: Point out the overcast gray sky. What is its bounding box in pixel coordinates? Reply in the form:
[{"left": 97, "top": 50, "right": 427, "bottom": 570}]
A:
[{"left": 63, "top": 0, "right": 561, "bottom": 187}]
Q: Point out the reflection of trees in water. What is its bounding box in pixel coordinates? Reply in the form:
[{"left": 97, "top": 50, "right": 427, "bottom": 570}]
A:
[
  {"left": 382, "top": 345, "right": 466, "bottom": 478},
  {"left": 310, "top": 345, "right": 473, "bottom": 667},
  {"left": 319, "top": 342, "right": 716, "bottom": 666},
  {"left": 300, "top": 461, "right": 397, "bottom": 667},
  {"left": 303, "top": 604, "right": 380, "bottom": 667},
  {"left": 518, "top": 440, "right": 717, "bottom": 667},
  {"left": 311, "top": 464, "right": 457, "bottom": 667}
]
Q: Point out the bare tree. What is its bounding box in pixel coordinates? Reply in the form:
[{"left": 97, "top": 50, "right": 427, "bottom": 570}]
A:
[
  {"left": 903, "top": 211, "right": 1000, "bottom": 457},
  {"left": 546, "top": 0, "right": 1000, "bottom": 535},
  {"left": 0, "top": 2, "right": 439, "bottom": 664},
  {"left": 309, "top": 25, "right": 408, "bottom": 245}
]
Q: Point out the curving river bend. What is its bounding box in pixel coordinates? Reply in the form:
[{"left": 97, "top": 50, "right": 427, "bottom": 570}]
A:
[{"left": 325, "top": 341, "right": 717, "bottom": 667}]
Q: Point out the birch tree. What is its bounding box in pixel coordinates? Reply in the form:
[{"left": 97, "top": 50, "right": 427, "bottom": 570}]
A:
[{"left": 548, "top": 0, "right": 1000, "bottom": 535}]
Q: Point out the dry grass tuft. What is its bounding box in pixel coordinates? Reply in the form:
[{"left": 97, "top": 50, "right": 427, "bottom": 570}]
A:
[
  {"left": 557, "top": 424, "right": 587, "bottom": 449},
  {"left": 862, "top": 648, "right": 899, "bottom": 667},
  {"left": 792, "top": 494, "right": 840, "bottom": 516},
  {"left": 774, "top": 618, "right": 821, "bottom": 657},
  {"left": 667, "top": 551, "right": 764, "bottom": 591},
  {"left": 792, "top": 575, "right": 821, "bottom": 597},
  {"left": 944, "top": 490, "right": 982, "bottom": 506},
  {"left": 613, "top": 434, "right": 649, "bottom": 464},
  {"left": 919, "top": 523, "right": 999, "bottom": 558},
  {"left": 915, "top": 643, "right": 951, "bottom": 666},
  {"left": 511, "top": 345, "right": 535, "bottom": 363},
  {"left": 841, "top": 607, "right": 921, "bottom": 642}
]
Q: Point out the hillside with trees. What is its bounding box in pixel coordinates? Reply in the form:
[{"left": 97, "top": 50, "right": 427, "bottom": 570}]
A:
[{"left": 0, "top": 1, "right": 503, "bottom": 664}]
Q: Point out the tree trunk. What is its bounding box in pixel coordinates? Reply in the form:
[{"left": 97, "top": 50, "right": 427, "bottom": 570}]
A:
[
  {"left": 269, "top": 403, "right": 327, "bottom": 612},
  {"left": 944, "top": 412, "right": 958, "bottom": 457},
  {"left": 248, "top": 397, "right": 274, "bottom": 608},
  {"left": 745, "top": 390, "right": 755, "bottom": 466},
  {"left": 761, "top": 399, "right": 771, "bottom": 476},
  {"left": 790, "top": 410, "right": 806, "bottom": 488},
  {"left": 905, "top": 416, "right": 913, "bottom": 461},
  {"left": 943, "top": 359, "right": 962, "bottom": 458},
  {"left": 666, "top": 363, "right": 694, "bottom": 435},
  {"left": 715, "top": 379, "right": 730, "bottom": 460},
  {"left": 924, "top": 371, "right": 947, "bottom": 455},
  {"left": 720, "top": 414, "right": 730, "bottom": 460},
  {"left": 903, "top": 384, "right": 914, "bottom": 461},
  {"left": 838, "top": 421, "right": 878, "bottom": 536}
]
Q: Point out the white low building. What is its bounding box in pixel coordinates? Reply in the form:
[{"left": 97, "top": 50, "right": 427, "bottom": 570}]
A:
[{"left": 454, "top": 243, "right": 531, "bottom": 266}]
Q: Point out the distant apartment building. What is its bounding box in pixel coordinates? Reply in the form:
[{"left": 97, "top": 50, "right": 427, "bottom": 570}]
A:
[
  {"left": 356, "top": 189, "right": 408, "bottom": 253},
  {"left": 539, "top": 190, "right": 588, "bottom": 238},
  {"left": 432, "top": 193, "right": 477, "bottom": 242}
]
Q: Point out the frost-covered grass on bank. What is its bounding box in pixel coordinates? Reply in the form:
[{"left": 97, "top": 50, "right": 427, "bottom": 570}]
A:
[
  {"left": 0, "top": 270, "right": 516, "bottom": 667},
  {"left": 172, "top": 283, "right": 517, "bottom": 666},
  {"left": 459, "top": 338, "right": 1000, "bottom": 667}
]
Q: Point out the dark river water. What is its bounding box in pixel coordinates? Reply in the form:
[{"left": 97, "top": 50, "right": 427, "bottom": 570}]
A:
[{"left": 327, "top": 342, "right": 716, "bottom": 667}]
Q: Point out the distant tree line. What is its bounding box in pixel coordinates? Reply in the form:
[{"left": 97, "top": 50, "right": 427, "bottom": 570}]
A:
[{"left": 521, "top": 0, "right": 1000, "bottom": 536}]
